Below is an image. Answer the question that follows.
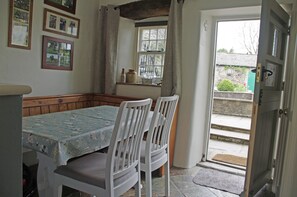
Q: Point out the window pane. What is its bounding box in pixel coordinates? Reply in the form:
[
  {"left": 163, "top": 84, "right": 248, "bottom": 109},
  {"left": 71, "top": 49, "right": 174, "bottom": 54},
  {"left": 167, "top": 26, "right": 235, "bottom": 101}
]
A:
[
  {"left": 142, "top": 30, "right": 150, "bottom": 40},
  {"left": 137, "top": 26, "right": 167, "bottom": 82},
  {"left": 272, "top": 28, "right": 279, "bottom": 57},
  {"left": 155, "top": 55, "right": 162, "bottom": 65},
  {"left": 140, "top": 41, "right": 149, "bottom": 51},
  {"left": 149, "top": 41, "right": 157, "bottom": 51},
  {"left": 157, "top": 41, "right": 166, "bottom": 51},
  {"left": 150, "top": 29, "right": 157, "bottom": 39},
  {"left": 155, "top": 66, "right": 162, "bottom": 77},
  {"left": 139, "top": 55, "right": 147, "bottom": 65},
  {"left": 158, "top": 29, "right": 166, "bottom": 39},
  {"left": 147, "top": 55, "right": 155, "bottom": 65}
]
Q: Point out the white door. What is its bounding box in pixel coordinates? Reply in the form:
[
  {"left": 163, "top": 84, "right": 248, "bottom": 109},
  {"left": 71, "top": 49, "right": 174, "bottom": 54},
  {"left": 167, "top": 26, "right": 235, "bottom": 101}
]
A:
[{"left": 243, "top": 0, "right": 290, "bottom": 196}]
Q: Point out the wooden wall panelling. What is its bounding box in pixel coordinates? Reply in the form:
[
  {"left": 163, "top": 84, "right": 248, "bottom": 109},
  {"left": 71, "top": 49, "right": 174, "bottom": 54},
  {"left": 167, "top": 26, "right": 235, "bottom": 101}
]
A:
[
  {"left": 93, "top": 94, "right": 156, "bottom": 109},
  {"left": 23, "top": 94, "right": 94, "bottom": 116}
]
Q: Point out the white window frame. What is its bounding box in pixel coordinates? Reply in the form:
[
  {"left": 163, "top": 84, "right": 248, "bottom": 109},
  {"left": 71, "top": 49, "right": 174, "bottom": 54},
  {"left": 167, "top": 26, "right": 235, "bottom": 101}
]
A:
[{"left": 136, "top": 25, "right": 167, "bottom": 84}]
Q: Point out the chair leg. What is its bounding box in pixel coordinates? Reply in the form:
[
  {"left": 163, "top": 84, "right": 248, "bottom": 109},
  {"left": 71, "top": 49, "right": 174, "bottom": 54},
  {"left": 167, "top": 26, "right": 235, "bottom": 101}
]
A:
[
  {"left": 165, "top": 161, "right": 170, "bottom": 197},
  {"left": 135, "top": 172, "right": 141, "bottom": 197},
  {"left": 53, "top": 183, "right": 62, "bottom": 197},
  {"left": 145, "top": 167, "right": 152, "bottom": 197}
]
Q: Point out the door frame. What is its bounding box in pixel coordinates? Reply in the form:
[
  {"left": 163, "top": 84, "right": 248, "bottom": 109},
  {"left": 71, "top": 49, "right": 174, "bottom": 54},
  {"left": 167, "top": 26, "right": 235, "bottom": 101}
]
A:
[{"left": 203, "top": 15, "right": 260, "bottom": 163}]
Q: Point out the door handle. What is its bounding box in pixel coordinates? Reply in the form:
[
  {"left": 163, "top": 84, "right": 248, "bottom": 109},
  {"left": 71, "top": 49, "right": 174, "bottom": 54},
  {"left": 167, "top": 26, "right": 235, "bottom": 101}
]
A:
[
  {"left": 251, "top": 68, "right": 273, "bottom": 76},
  {"left": 262, "top": 68, "right": 273, "bottom": 76},
  {"left": 251, "top": 68, "right": 273, "bottom": 81}
]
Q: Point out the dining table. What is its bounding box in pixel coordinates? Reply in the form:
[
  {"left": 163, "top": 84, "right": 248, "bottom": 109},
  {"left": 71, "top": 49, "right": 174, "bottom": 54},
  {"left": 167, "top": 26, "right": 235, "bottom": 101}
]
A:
[{"left": 22, "top": 105, "right": 152, "bottom": 197}]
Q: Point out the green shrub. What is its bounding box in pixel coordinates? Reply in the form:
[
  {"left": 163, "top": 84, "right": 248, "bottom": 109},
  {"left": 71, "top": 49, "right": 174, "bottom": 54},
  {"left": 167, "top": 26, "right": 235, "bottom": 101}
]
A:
[
  {"left": 217, "top": 79, "right": 235, "bottom": 91},
  {"left": 234, "top": 83, "right": 247, "bottom": 92}
]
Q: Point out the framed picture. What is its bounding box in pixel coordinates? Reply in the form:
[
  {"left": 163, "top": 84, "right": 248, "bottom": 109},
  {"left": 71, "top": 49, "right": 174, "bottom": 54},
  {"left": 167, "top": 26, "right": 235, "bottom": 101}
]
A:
[
  {"left": 8, "top": 0, "right": 33, "bottom": 50},
  {"left": 44, "top": 0, "right": 76, "bottom": 14},
  {"left": 43, "top": 8, "right": 80, "bottom": 38},
  {"left": 42, "top": 36, "right": 74, "bottom": 71}
]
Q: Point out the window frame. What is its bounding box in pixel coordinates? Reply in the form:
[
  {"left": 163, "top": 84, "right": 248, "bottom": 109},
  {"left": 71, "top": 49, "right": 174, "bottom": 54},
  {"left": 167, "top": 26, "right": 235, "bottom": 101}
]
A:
[{"left": 135, "top": 24, "right": 168, "bottom": 84}]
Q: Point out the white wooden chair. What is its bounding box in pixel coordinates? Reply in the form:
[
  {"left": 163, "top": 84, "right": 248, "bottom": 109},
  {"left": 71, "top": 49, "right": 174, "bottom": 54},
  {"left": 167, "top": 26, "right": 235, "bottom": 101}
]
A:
[
  {"left": 140, "top": 95, "right": 179, "bottom": 197},
  {"left": 53, "top": 99, "right": 152, "bottom": 197}
]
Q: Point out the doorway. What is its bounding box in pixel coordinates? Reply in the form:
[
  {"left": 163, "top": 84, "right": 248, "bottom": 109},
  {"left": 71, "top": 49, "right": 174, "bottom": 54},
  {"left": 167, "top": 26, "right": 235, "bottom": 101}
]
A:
[{"left": 206, "top": 19, "right": 260, "bottom": 169}]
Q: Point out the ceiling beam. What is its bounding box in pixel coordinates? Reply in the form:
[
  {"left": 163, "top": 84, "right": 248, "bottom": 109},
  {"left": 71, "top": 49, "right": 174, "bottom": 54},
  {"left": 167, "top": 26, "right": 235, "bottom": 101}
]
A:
[{"left": 118, "top": 0, "right": 171, "bottom": 21}]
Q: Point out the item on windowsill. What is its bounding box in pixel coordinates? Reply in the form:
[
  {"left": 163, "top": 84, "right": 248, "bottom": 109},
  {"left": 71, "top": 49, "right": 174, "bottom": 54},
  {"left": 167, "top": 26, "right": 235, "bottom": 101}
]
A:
[
  {"left": 120, "top": 68, "right": 126, "bottom": 83},
  {"left": 126, "top": 69, "right": 137, "bottom": 83}
]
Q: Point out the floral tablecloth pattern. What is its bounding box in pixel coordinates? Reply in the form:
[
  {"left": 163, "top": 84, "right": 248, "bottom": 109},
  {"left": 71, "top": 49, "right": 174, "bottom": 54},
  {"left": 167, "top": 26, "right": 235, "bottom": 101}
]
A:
[{"left": 22, "top": 106, "right": 119, "bottom": 165}]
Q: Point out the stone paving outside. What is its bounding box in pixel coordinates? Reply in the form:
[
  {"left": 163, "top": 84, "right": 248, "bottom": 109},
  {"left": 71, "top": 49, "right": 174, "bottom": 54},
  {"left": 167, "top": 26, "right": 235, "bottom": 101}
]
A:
[
  {"left": 208, "top": 114, "right": 252, "bottom": 166},
  {"left": 211, "top": 114, "right": 251, "bottom": 130}
]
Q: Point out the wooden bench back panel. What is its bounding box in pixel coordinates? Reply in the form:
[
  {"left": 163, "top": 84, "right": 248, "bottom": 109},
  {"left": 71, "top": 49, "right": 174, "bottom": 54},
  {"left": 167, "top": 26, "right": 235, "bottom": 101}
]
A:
[
  {"left": 23, "top": 94, "right": 94, "bottom": 117},
  {"left": 93, "top": 94, "right": 156, "bottom": 109}
]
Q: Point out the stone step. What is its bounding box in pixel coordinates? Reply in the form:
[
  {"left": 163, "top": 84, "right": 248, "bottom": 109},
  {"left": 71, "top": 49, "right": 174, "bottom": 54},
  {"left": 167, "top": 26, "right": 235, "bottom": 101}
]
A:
[
  {"left": 211, "top": 123, "right": 250, "bottom": 134},
  {"left": 211, "top": 114, "right": 251, "bottom": 131},
  {"left": 210, "top": 128, "right": 250, "bottom": 145}
]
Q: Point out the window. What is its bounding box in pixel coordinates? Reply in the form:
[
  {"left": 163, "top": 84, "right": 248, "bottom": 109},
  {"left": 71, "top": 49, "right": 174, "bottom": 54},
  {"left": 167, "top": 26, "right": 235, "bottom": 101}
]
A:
[{"left": 137, "top": 26, "right": 167, "bottom": 84}]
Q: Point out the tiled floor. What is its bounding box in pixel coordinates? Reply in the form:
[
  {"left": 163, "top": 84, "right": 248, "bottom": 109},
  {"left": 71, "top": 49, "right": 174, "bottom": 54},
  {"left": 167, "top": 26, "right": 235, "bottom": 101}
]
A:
[
  {"left": 36, "top": 166, "right": 240, "bottom": 197},
  {"left": 30, "top": 164, "right": 275, "bottom": 197},
  {"left": 122, "top": 166, "right": 240, "bottom": 197}
]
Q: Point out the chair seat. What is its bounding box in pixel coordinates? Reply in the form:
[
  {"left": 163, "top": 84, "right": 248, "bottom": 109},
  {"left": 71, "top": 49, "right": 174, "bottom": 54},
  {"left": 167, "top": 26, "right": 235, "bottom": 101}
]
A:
[
  {"left": 140, "top": 141, "right": 167, "bottom": 164},
  {"left": 54, "top": 152, "right": 137, "bottom": 188}
]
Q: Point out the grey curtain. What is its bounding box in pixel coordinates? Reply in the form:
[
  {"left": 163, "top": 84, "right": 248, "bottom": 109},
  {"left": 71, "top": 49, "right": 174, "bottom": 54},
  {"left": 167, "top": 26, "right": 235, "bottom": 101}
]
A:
[
  {"left": 161, "top": 0, "right": 183, "bottom": 96},
  {"left": 93, "top": 5, "right": 120, "bottom": 94}
]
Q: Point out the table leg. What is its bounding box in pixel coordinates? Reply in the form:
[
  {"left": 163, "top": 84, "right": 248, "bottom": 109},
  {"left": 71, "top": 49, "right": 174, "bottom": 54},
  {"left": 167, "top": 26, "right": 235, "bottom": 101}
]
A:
[
  {"left": 36, "top": 153, "right": 93, "bottom": 197},
  {"left": 37, "top": 153, "right": 57, "bottom": 197}
]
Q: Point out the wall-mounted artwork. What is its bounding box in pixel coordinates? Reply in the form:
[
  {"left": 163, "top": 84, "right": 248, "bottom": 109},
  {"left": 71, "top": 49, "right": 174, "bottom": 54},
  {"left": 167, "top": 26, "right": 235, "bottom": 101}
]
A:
[
  {"left": 42, "top": 36, "right": 73, "bottom": 71},
  {"left": 43, "top": 8, "right": 80, "bottom": 38},
  {"left": 44, "top": 0, "right": 76, "bottom": 14},
  {"left": 8, "top": 0, "right": 33, "bottom": 50}
]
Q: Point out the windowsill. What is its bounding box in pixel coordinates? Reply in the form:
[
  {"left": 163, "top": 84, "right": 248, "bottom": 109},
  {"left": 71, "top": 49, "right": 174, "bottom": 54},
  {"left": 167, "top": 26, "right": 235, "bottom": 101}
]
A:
[
  {"left": 116, "top": 82, "right": 161, "bottom": 100},
  {"left": 116, "top": 82, "right": 161, "bottom": 87}
]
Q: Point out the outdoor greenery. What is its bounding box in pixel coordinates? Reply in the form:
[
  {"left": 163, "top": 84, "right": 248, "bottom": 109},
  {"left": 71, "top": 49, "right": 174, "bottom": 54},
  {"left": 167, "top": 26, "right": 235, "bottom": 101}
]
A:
[
  {"left": 234, "top": 83, "right": 247, "bottom": 92},
  {"left": 217, "top": 79, "right": 247, "bottom": 92},
  {"left": 217, "top": 79, "right": 235, "bottom": 91},
  {"left": 217, "top": 48, "right": 234, "bottom": 54}
]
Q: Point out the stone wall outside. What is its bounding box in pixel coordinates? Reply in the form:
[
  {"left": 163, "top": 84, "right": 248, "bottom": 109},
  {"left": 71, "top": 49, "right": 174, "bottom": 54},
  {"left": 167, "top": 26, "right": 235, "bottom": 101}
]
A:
[
  {"left": 213, "top": 91, "right": 253, "bottom": 117},
  {"left": 214, "top": 91, "right": 253, "bottom": 100},
  {"left": 214, "top": 65, "right": 251, "bottom": 88}
]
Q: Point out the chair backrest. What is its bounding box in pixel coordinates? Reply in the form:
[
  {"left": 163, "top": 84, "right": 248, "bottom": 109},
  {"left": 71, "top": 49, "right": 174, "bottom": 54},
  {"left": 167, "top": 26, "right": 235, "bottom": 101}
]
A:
[
  {"left": 106, "top": 98, "right": 152, "bottom": 190},
  {"left": 146, "top": 95, "right": 179, "bottom": 157}
]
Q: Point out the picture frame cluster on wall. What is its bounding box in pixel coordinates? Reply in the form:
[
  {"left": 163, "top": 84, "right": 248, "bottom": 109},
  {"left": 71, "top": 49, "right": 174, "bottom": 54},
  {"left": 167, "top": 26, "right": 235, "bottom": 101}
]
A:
[
  {"left": 43, "top": 8, "right": 80, "bottom": 38},
  {"left": 42, "top": 35, "right": 74, "bottom": 71},
  {"left": 44, "top": 0, "right": 77, "bottom": 14},
  {"left": 41, "top": 0, "right": 78, "bottom": 71},
  {"left": 8, "top": 0, "right": 33, "bottom": 50}
]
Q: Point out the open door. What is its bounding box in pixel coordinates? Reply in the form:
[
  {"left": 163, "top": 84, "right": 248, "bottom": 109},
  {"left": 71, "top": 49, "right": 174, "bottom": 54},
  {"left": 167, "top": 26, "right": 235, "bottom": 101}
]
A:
[{"left": 243, "top": 0, "right": 290, "bottom": 196}]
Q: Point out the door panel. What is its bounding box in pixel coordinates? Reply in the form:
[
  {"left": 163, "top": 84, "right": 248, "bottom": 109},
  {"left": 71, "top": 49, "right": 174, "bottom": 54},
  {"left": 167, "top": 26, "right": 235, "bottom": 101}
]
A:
[{"left": 243, "top": 0, "right": 289, "bottom": 196}]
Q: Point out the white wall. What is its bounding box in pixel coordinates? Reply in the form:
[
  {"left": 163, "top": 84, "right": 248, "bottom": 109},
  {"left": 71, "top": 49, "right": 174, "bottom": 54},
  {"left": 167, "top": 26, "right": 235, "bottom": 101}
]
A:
[
  {"left": 117, "top": 17, "right": 136, "bottom": 82},
  {"left": 0, "top": 0, "right": 100, "bottom": 96}
]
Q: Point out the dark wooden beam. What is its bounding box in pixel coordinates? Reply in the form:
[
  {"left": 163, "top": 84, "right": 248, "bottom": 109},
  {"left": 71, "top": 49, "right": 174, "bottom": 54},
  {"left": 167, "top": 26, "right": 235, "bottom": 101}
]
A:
[{"left": 119, "top": 0, "right": 171, "bottom": 21}]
